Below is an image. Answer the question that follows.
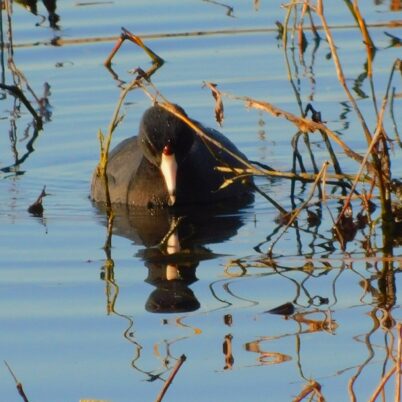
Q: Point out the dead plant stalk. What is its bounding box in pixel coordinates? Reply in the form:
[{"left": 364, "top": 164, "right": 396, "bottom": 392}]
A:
[
  {"left": 315, "top": 0, "right": 373, "bottom": 146},
  {"left": 268, "top": 161, "right": 330, "bottom": 255}
]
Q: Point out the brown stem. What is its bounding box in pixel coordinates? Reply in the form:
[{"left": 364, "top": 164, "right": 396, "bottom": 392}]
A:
[
  {"left": 368, "top": 365, "right": 396, "bottom": 402},
  {"left": 316, "top": 0, "right": 373, "bottom": 147},
  {"left": 4, "top": 361, "right": 30, "bottom": 402},
  {"left": 154, "top": 354, "right": 186, "bottom": 402}
]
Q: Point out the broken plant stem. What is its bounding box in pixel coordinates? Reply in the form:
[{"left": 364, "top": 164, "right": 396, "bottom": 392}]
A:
[
  {"left": 390, "top": 87, "right": 401, "bottom": 147},
  {"left": 154, "top": 354, "right": 186, "bottom": 402},
  {"left": 105, "top": 27, "right": 164, "bottom": 67},
  {"left": 4, "top": 361, "right": 30, "bottom": 402}
]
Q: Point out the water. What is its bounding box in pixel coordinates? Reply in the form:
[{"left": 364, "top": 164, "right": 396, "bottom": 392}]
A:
[{"left": 0, "top": 1, "right": 401, "bottom": 401}]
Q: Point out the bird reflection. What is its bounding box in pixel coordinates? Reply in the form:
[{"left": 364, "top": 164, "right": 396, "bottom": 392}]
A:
[
  {"left": 15, "top": 0, "right": 60, "bottom": 29},
  {"left": 93, "top": 201, "right": 251, "bottom": 313},
  {"left": 140, "top": 244, "right": 201, "bottom": 313}
]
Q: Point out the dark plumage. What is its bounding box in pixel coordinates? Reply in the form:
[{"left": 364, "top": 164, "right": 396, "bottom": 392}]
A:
[{"left": 91, "top": 104, "right": 253, "bottom": 208}]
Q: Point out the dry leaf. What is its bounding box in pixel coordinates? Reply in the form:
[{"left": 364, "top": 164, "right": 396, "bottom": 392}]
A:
[{"left": 203, "top": 81, "right": 224, "bottom": 126}]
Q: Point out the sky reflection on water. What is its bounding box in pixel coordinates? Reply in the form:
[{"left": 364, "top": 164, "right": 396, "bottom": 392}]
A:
[{"left": 0, "top": 1, "right": 401, "bottom": 401}]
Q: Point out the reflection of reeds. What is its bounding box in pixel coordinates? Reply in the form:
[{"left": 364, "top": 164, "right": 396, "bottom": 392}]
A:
[
  {"left": 273, "top": 11, "right": 400, "bottom": 377},
  {"left": 314, "top": 0, "right": 397, "bottom": 252},
  {"left": 195, "top": 1, "right": 401, "bottom": 257},
  {"left": 0, "top": 0, "right": 51, "bottom": 176},
  {"left": 96, "top": 30, "right": 192, "bottom": 391},
  {"left": 203, "top": 0, "right": 234, "bottom": 17},
  {"left": 293, "top": 380, "right": 325, "bottom": 402},
  {"left": 3, "top": 0, "right": 43, "bottom": 128},
  {"left": 365, "top": 323, "right": 402, "bottom": 402},
  {"left": 96, "top": 10, "right": 401, "bottom": 401}
]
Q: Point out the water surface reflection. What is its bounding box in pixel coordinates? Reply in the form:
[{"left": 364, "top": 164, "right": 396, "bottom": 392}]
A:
[{"left": 93, "top": 201, "right": 252, "bottom": 313}]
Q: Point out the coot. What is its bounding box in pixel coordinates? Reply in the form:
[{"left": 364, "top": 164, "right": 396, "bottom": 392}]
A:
[{"left": 90, "top": 104, "right": 253, "bottom": 208}]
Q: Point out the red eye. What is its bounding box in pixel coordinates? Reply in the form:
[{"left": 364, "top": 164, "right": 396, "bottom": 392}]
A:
[{"left": 163, "top": 143, "right": 174, "bottom": 155}]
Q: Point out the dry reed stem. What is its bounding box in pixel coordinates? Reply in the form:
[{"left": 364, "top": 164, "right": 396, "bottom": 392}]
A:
[
  {"left": 141, "top": 80, "right": 375, "bottom": 206},
  {"left": 4, "top": 361, "right": 29, "bottom": 402},
  {"left": 282, "top": 1, "right": 305, "bottom": 116},
  {"left": 268, "top": 161, "right": 330, "bottom": 255},
  {"left": 298, "top": 2, "right": 308, "bottom": 57},
  {"left": 139, "top": 85, "right": 261, "bottom": 176},
  {"left": 217, "top": 165, "right": 362, "bottom": 184},
  {"left": 204, "top": 82, "right": 367, "bottom": 166},
  {"left": 315, "top": 0, "right": 373, "bottom": 147},
  {"left": 244, "top": 97, "right": 368, "bottom": 167},
  {"left": 315, "top": 2, "right": 400, "bottom": 237},
  {"left": 102, "top": 79, "right": 138, "bottom": 161},
  {"left": 336, "top": 58, "right": 401, "bottom": 225},
  {"left": 104, "top": 27, "right": 164, "bottom": 67},
  {"left": 390, "top": 87, "right": 402, "bottom": 147},
  {"left": 344, "top": 0, "right": 376, "bottom": 77},
  {"left": 154, "top": 354, "right": 186, "bottom": 402},
  {"left": 96, "top": 80, "right": 131, "bottom": 210},
  {"left": 96, "top": 30, "right": 164, "bottom": 208},
  {"left": 282, "top": 2, "right": 343, "bottom": 177},
  {"left": 96, "top": 30, "right": 164, "bottom": 218},
  {"left": 99, "top": 28, "right": 164, "bottom": 167},
  {"left": 281, "top": 1, "right": 293, "bottom": 58},
  {"left": 141, "top": 84, "right": 368, "bottom": 191},
  {"left": 335, "top": 117, "right": 385, "bottom": 226},
  {"left": 8, "top": 19, "right": 401, "bottom": 49}
]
